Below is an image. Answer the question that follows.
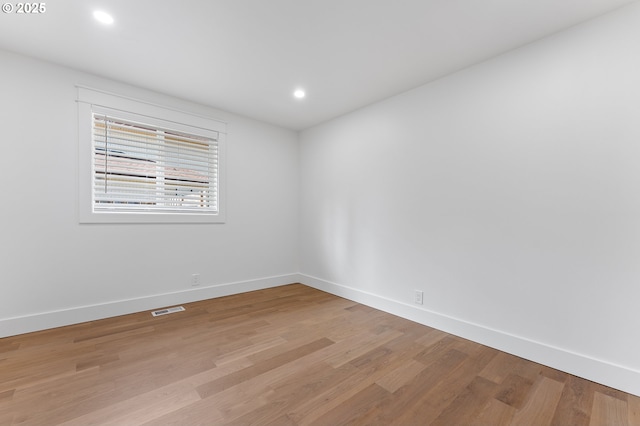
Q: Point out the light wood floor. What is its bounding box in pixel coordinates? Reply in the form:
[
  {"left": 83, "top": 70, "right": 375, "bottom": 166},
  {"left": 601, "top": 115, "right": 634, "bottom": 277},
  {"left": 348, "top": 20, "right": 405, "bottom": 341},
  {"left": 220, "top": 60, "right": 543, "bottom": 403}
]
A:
[{"left": 1, "top": 284, "right": 639, "bottom": 425}]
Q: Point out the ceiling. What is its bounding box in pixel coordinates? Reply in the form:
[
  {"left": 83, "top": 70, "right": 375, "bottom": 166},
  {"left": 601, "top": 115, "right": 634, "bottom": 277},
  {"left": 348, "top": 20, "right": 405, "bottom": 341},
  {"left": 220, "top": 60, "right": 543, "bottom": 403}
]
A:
[{"left": 0, "top": 0, "right": 635, "bottom": 130}]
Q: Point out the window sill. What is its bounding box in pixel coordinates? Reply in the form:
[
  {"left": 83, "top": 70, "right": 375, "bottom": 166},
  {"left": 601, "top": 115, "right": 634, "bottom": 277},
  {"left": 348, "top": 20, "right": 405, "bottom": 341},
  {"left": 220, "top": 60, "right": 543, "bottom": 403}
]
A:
[{"left": 79, "top": 209, "right": 226, "bottom": 224}]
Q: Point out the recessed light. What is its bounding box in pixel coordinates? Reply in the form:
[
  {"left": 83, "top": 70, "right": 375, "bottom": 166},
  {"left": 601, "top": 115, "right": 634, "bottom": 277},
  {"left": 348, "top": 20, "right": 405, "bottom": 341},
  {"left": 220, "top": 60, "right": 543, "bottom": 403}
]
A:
[
  {"left": 293, "top": 89, "right": 306, "bottom": 99},
  {"left": 93, "top": 10, "right": 114, "bottom": 25}
]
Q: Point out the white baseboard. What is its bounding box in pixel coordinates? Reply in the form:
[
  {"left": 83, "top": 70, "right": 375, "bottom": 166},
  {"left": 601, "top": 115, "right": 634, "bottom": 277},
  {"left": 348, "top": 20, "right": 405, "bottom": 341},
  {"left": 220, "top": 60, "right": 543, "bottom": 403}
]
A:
[
  {"left": 300, "top": 273, "right": 640, "bottom": 398},
  {"left": 0, "top": 273, "right": 302, "bottom": 338}
]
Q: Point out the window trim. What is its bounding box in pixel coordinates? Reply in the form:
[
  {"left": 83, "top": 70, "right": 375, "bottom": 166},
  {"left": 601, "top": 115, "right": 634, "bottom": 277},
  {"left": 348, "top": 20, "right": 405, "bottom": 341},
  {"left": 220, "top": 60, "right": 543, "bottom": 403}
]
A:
[{"left": 78, "top": 87, "right": 226, "bottom": 224}]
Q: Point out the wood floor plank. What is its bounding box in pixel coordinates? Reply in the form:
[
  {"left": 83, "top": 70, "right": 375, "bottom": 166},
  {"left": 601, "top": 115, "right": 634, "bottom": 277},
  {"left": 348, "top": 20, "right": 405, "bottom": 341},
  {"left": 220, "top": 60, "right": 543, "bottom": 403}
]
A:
[
  {"left": 494, "top": 373, "right": 535, "bottom": 409},
  {"left": 352, "top": 349, "right": 472, "bottom": 425},
  {"left": 1, "top": 283, "right": 638, "bottom": 425},
  {"left": 391, "top": 345, "right": 498, "bottom": 425},
  {"left": 211, "top": 337, "right": 376, "bottom": 423},
  {"left": 629, "top": 394, "right": 640, "bottom": 425},
  {"left": 413, "top": 328, "right": 448, "bottom": 347},
  {"left": 550, "top": 375, "right": 594, "bottom": 426},
  {"left": 590, "top": 391, "right": 629, "bottom": 426},
  {"left": 323, "top": 329, "right": 403, "bottom": 368},
  {"left": 309, "top": 383, "right": 392, "bottom": 426},
  {"left": 0, "top": 389, "right": 15, "bottom": 402},
  {"left": 288, "top": 335, "right": 426, "bottom": 424},
  {"left": 139, "top": 400, "right": 225, "bottom": 426},
  {"left": 196, "top": 337, "right": 334, "bottom": 399},
  {"left": 212, "top": 334, "right": 287, "bottom": 366},
  {"left": 224, "top": 361, "right": 357, "bottom": 425},
  {"left": 59, "top": 387, "right": 201, "bottom": 426},
  {"left": 0, "top": 413, "right": 13, "bottom": 426},
  {"left": 430, "top": 375, "right": 500, "bottom": 425},
  {"left": 63, "top": 357, "right": 250, "bottom": 426},
  {"left": 376, "top": 359, "right": 428, "bottom": 393},
  {"left": 479, "top": 351, "right": 541, "bottom": 384},
  {"left": 475, "top": 398, "right": 517, "bottom": 425},
  {"left": 511, "top": 375, "right": 565, "bottom": 425}
]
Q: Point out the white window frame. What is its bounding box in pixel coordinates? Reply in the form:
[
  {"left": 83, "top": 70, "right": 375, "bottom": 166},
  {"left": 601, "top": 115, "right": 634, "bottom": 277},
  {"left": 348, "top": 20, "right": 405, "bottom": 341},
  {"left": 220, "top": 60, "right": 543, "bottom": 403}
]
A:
[{"left": 78, "top": 87, "right": 226, "bottom": 224}]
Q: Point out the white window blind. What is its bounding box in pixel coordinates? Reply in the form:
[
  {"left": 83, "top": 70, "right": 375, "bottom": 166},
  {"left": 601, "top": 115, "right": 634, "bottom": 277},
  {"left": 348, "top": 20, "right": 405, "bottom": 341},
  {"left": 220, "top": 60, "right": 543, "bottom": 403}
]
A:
[{"left": 92, "top": 114, "right": 219, "bottom": 213}]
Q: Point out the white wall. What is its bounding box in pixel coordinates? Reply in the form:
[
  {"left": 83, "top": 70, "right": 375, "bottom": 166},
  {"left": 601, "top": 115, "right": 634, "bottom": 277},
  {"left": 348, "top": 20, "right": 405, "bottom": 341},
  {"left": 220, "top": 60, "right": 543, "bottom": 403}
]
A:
[
  {"left": 0, "top": 50, "right": 299, "bottom": 336},
  {"left": 299, "top": 3, "right": 640, "bottom": 396}
]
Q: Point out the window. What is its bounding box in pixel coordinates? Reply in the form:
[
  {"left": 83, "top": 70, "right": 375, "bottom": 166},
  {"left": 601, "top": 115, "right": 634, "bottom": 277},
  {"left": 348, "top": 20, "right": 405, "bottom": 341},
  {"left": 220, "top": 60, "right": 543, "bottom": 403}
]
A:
[{"left": 78, "top": 87, "right": 226, "bottom": 223}]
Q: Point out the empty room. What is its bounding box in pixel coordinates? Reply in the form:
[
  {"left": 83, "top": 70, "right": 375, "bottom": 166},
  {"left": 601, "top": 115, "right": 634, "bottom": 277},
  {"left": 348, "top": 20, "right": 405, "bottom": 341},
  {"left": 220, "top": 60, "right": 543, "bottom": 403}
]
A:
[{"left": 1, "top": 0, "right": 640, "bottom": 424}]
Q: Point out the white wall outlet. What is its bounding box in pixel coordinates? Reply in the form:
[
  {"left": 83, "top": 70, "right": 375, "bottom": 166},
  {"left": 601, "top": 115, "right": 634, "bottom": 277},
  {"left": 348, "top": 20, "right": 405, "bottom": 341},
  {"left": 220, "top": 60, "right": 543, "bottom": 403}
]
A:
[
  {"left": 414, "top": 290, "right": 424, "bottom": 305},
  {"left": 191, "top": 274, "right": 200, "bottom": 286}
]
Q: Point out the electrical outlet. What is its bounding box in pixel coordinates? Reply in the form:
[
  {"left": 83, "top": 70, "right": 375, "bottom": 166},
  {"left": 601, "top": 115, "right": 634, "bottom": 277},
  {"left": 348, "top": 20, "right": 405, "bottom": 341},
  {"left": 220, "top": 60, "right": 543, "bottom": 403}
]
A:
[
  {"left": 414, "top": 290, "right": 423, "bottom": 305},
  {"left": 191, "top": 274, "right": 200, "bottom": 286}
]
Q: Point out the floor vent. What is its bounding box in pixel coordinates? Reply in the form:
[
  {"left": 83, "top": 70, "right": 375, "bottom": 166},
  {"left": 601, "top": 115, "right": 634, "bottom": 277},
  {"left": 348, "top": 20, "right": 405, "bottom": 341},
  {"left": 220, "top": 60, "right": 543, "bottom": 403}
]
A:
[{"left": 151, "top": 306, "right": 185, "bottom": 317}]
